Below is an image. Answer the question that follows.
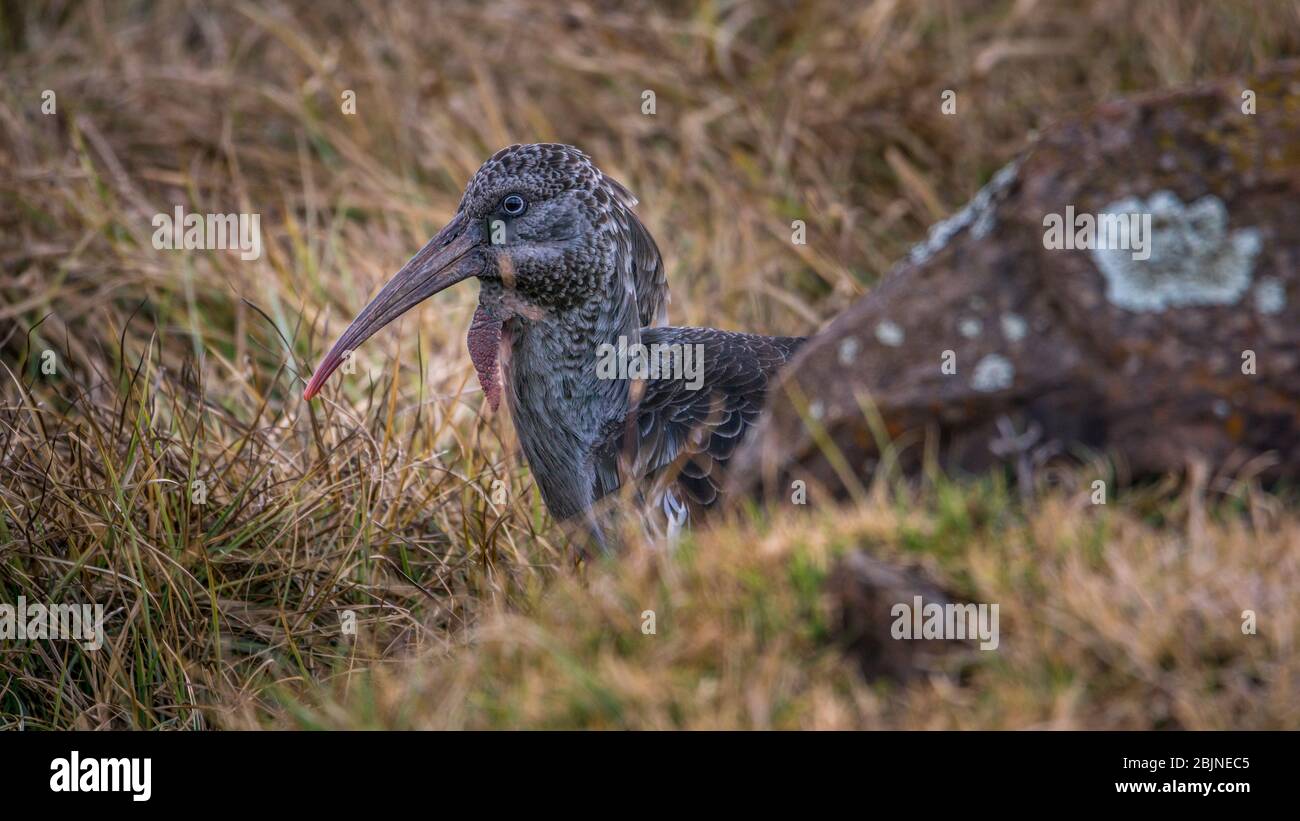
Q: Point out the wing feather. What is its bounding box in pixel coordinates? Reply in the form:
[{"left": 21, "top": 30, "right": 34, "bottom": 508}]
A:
[{"left": 592, "top": 327, "right": 804, "bottom": 521}]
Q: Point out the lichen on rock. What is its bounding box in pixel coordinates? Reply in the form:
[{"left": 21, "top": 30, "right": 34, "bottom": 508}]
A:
[
  {"left": 874, "top": 320, "right": 905, "bottom": 347},
  {"left": 837, "top": 336, "right": 860, "bottom": 364},
  {"left": 906, "top": 160, "right": 1021, "bottom": 268},
  {"left": 972, "top": 354, "right": 1014, "bottom": 393},
  {"left": 1090, "top": 190, "right": 1263, "bottom": 313},
  {"left": 1000, "top": 313, "right": 1027, "bottom": 342},
  {"left": 1254, "top": 276, "right": 1286, "bottom": 315},
  {"left": 959, "top": 317, "right": 982, "bottom": 338}
]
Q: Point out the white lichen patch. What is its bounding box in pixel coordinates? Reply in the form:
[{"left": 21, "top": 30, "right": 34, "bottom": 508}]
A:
[
  {"left": 837, "top": 336, "right": 860, "bottom": 365},
  {"left": 906, "top": 160, "right": 1021, "bottom": 268},
  {"left": 1090, "top": 191, "right": 1263, "bottom": 312},
  {"left": 1254, "top": 276, "right": 1286, "bottom": 315},
  {"left": 972, "top": 354, "right": 1014, "bottom": 393},
  {"left": 1000, "top": 313, "right": 1028, "bottom": 342},
  {"left": 875, "top": 320, "right": 905, "bottom": 347},
  {"left": 959, "top": 317, "right": 983, "bottom": 338}
]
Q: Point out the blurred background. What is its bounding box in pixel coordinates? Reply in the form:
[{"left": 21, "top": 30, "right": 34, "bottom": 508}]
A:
[{"left": 1, "top": 0, "right": 1297, "bottom": 729}]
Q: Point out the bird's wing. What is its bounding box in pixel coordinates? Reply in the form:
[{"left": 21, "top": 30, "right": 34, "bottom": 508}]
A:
[
  {"left": 628, "top": 211, "right": 669, "bottom": 328},
  {"left": 605, "top": 175, "right": 669, "bottom": 328},
  {"left": 591, "top": 327, "right": 805, "bottom": 516}
]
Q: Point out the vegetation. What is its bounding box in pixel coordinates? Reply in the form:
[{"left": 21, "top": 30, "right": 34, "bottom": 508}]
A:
[{"left": 1, "top": 0, "right": 1296, "bottom": 729}]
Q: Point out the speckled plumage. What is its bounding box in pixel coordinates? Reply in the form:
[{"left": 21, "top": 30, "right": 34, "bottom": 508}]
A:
[
  {"left": 307, "top": 143, "right": 804, "bottom": 552},
  {"left": 462, "top": 145, "right": 804, "bottom": 548}
]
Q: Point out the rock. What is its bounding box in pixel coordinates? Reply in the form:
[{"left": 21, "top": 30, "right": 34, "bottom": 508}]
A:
[
  {"left": 824, "top": 551, "right": 970, "bottom": 681},
  {"left": 733, "top": 61, "right": 1300, "bottom": 499}
]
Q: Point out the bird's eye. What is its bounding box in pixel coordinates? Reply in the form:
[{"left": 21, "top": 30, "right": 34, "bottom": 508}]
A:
[{"left": 501, "top": 194, "right": 527, "bottom": 216}]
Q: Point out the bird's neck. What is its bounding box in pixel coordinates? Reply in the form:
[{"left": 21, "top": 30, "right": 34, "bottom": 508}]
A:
[{"left": 482, "top": 283, "right": 642, "bottom": 521}]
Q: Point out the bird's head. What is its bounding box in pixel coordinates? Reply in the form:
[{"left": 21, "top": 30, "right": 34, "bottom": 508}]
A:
[{"left": 303, "top": 143, "right": 664, "bottom": 402}]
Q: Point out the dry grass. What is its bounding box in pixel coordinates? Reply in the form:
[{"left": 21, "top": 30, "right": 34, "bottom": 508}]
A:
[
  {"left": 1, "top": 0, "right": 1297, "bottom": 729},
  {"left": 248, "top": 483, "right": 1300, "bottom": 730}
]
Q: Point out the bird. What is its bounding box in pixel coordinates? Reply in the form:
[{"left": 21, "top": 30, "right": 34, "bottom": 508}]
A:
[{"left": 304, "top": 143, "right": 804, "bottom": 553}]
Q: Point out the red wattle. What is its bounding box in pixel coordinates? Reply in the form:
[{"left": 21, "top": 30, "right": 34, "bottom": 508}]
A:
[{"left": 467, "top": 306, "right": 504, "bottom": 411}]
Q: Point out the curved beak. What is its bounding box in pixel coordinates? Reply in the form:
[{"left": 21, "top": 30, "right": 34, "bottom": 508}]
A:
[{"left": 303, "top": 213, "right": 481, "bottom": 400}]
